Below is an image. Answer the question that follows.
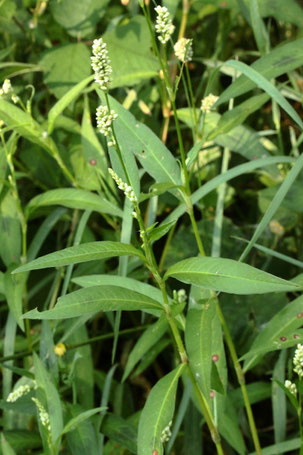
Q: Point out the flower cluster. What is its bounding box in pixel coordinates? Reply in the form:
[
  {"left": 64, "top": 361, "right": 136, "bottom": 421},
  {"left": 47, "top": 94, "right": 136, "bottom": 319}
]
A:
[
  {"left": 177, "top": 289, "right": 187, "bottom": 303},
  {"left": 54, "top": 342, "right": 66, "bottom": 357},
  {"left": 108, "top": 168, "right": 137, "bottom": 203},
  {"left": 96, "top": 105, "right": 118, "bottom": 146},
  {"left": 160, "top": 420, "right": 172, "bottom": 443},
  {"left": 32, "top": 397, "right": 51, "bottom": 432},
  {"left": 91, "top": 38, "right": 112, "bottom": 91},
  {"left": 7, "top": 384, "right": 32, "bottom": 402},
  {"left": 0, "top": 79, "right": 19, "bottom": 104},
  {"left": 155, "top": 6, "right": 175, "bottom": 44},
  {"left": 293, "top": 344, "right": 303, "bottom": 377},
  {"left": 174, "top": 38, "right": 193, "bottom": 63},
  {"left": 200, "top": 93, "right": 219, "bottom": 113},
  {"left": 285, "top": 379, "right": 297, "bottom": 396}
]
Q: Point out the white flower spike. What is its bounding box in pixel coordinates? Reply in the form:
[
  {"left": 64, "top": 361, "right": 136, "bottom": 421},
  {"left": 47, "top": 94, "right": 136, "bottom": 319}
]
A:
[
  {"left": 294, "top": 344, "right": 303, "bottom": 378},
  {"left": 155, "top": 6, "right": 174, "bottom": 44},
  {"left": 174, "top": 38, "right": 193, "bottom": 63},
  {"left": 201, "top": 93, "right": 219, "bottom": 113},
  {"left": 96, "top": 105, "right": 118, "bottom": 146},
  {"left": 108, "top": 168, "right": 137, "bottom": 203},
  {"left": 91, "top": 38, "right": 112, "bottom": 91}
]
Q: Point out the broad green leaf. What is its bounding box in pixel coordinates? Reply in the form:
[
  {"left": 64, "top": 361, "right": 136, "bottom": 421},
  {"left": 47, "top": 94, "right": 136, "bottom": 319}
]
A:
[
  {"left": 22, "top": 285, "right": 163, "bottom": 320},
  {"left": 33, "top": 352, "right": 63, "bottom": 442},
  {"left": 255, "top": 0, "right": 303, "bottom": 28},
  {"left": 48, "top": 75, "right": 94, "bottom": 134},
  {"left": 72, "top": 274, "right": 164, "bottom": 306},
  {"left": 207, "top": 93, "right": 269, "bottom": 140},
  {"left": 13, "top": 241, "right": 145, "bottom": 274},
  {"left": 222, "top": 60, "right": 303, "bottom": 130},
  {"left": 65, "top": 403, "right": 100, "bottom": 455},
  {"left": 165, "top": 257, "right": 301, "bottom": 294},
  {"left": 161, "top": 156, "right": 294, "bottom": 227},
  {"left": 185, "top": 301, "right": 216, "bottom": 404},
  {"left": 122, "top": 316, "right": 168, "bottom": 382},
  {"left": 149, "top": 220, "right": 176, "bottom": 243},
  {"left": 50, "top": 0, "right": 110, "bottom": 38},
  {"left": 133, "top": 338, "right": 170, "bottom": 378},
  {"left": 98, "top": 92, "right": 181, "bottom": 186},
  {"left": 25, "top": 188, "right": 122, "bottom": 218},
  {"left": 272, "top": 351, "right": 286, "bottom": 445},
  {"left": 243, "top": 295, "right": 303, "bottom": 371},
  {"left": 0, "top": 431, "right": 41, "bottom": 452},
  {"left": 217, "top": 38, "right": 303, "bottom": 104},
  {"left": 58, "top": 406, "right": 106, "bottom": 439},
  {"left": 101, "top": 414, "right": 137, "bottom": 454},
  {"left": 137, "top": 364, "right": 186, "bottom": 455},
  {"left": 39, "top": 43, "right": 91, "bottom": 99},
  {"left": 103, "top": 16, "right": 159, "bottom": 88}
]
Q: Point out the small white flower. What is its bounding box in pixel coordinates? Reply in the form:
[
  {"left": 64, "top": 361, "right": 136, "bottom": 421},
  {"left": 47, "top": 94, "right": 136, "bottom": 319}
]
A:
[
  {"left": 294, "top": 344, "right": 303, "bottom": 377},
  {"left": 91, "top": 38, "right": 112, "bottom": 91},
  {"left": 32, "top": 398, "right": 51, "bottom": 432},
  {"left": 177, "top": 289, "right": 187, "bottom": 303},
  {"left": 96, "top": 105, "right": 117, "bottom": 145},
  {"left": 2, "top": 79, "right": 12, "bottom": 95},
  {"left": 200, "top": 93, "right": 219, "bottom": 113},
  {"left": 155, "top": 6, "right": 174, "bottom": 44},
  {"left": 174, "top": 38, "right": 193, "bottom": 63},
  {"left": 160, "top": 420, "right": 173, "bottom": 443},
  {"left": 108, "top": 168, "right": 137, "bottom": 203},
  {"left": 285, "top": 379, "right": 297, "bottom": 396},
  {"left": 7, "top": 384, "right": 32, "bottom": 402}
]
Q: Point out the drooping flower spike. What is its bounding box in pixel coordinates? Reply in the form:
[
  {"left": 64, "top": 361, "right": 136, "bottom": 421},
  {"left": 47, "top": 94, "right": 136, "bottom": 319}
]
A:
[
  {"left": 91, "top": 38, "right": 112, "bottom": 91},
  {"left": 155, "top": 6, "right": 174, "bottom": 44}
]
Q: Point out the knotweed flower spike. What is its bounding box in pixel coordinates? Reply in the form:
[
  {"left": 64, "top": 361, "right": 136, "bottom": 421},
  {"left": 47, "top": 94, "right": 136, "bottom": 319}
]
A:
[
  {"left": 160, "top": 420, "right": 172, "bottom": 443},
  {"left": 32, "top": 398, "right": 51, "bottom": 432},
  {"left": 174, "top": 38, "right": 193, "bottom": 63},
  {"left": 96, "top": 105, "right": 118, "bottom": 146},
  {"left": 0, "top": 79, "right": 12, "bottom": 96},
  {"left": 91, "top": 38, "right": 112, "bottom": 91},
  {"left": 7, "top": 384, "right": 32, "bottom": 402},
  {"left": 293, "top": 344, "right": 303, "bottom": 377},
  {"left": 285, "top": 379, "right": 297, "bottom": 396},
  {"left": 200, "top": 93, "right": 219, "bottom": 113},
  {"left": 108, "top": 168, "right": 137, "bottom": 203},
  {"left": 155, "top": 6, "right": 174, "bottom": 44}
]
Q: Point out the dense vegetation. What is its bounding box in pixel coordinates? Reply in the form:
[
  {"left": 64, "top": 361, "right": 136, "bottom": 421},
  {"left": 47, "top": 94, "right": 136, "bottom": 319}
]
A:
[{"left": 1, "top": 0, "right": 303, "bottom": 453}]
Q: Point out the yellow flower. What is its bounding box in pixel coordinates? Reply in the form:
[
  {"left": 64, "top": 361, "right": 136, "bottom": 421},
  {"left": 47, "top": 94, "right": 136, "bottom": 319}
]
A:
[{"left": 54, "top": 343, "right": 66, "bottom": 357}]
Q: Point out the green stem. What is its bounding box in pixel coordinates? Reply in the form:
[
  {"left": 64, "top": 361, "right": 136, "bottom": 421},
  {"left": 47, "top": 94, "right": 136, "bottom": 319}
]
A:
[{"left": 185, "top": 63, "right": 199, "bottom": 140}]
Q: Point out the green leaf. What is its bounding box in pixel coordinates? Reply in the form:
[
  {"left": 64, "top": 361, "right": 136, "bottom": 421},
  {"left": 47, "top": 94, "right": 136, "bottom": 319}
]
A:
[
  {"left": 65, "top": 403, "right": 100, "bottom": 455},
  {"left": 98, "top": 92, "right": 181, "bottom": 186},
  {"left": 101, "top": 414, "right": 137, "bottom": 454},
  {"left": 207, "top": 93, "right": 269, "bottom": 140},
  {"left": 4, "top": 267, "right": 25, "bottom": 331},
  {"left": 58, "top": 407, "right": 106, "bottom": 439},
  {"left": 248, "top": 437, "right": 301, "bottom": 455},
  {"left": 48, "top": 75, "right": 94, "bottom": 134},
  {"left": 222, "top": 60, "right": 303, "bottom": 130},
  {"left": 217, "top": 38, "right": 303, "bottom": 104},
  {"left": 0, "top": 190, "right": 21, "bottom": 267},
  {"left": 103, "top": 16, "right": 159, "bottom": 88},
  {"left": 33, "top": 352, "right": 63, "bottom": 442},
  {"left": 39, "top": 43, "right": 91, "bottom": 99},
  {"left": 249, "top": 0, "right": 269, "bottom": 55},
  {"left": 161, "top": 156, "right": 294, "bottom": 228},
  {"left": 22, "top": 285, "right": 163, "bottom": 320},
  {"left": 0, "top": 431, "right": 41, "bottom": 452},
  {"left": 1, "top": 434, "right": 16, "bottom": 455},
  {"left": 243, "top": 295, "right": 303, "bottom": 370},
  {"left": 72, "top": 274, "right": 164, "bottom": 306},
  {"left": 185, "top": 301, "right": 216, "bottom": 403},
  {"left": 239, "top": 152, "right": 303, "bottom": 262},
  {"left": 13, "top": 241, "right": 145, "bottom": 274},
  {"left": 148, "top": 220, "right": 176, "bottom": 243},
  {"left": 50, "top": 0, "right": 110, "bottom": 38},
  {"left": 165, "top": 257, "right": 301, "bottom": 294},
  {"left": 122, "top": 316, "right": 168, "bottom": 382},
  {"left": 137, "top": 364, "right": 186, "bottom": 455},
  {"left": 25, "top": 188, "right": 122, "bottom": 218}
]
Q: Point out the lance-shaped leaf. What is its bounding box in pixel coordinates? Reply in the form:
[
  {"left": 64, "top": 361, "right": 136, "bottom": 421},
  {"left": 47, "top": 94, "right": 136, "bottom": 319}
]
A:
[
  {"left": 243, "top": 295, "right": 303, "bottom": 371},
  {"left": 137, "top": 364, "right": 186, "bottom": 455},
  {"left": 13, "top": 241, "right": 145, "bottom": 274},
  {"left": 164, "top": 257, "right": 301, "bottom": 294},
  {"left": 22, "top": 285, "right": 163, "bottom": 320},
  {"left": 25, "top": 188, "right": 122, "bottom": 219}
]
